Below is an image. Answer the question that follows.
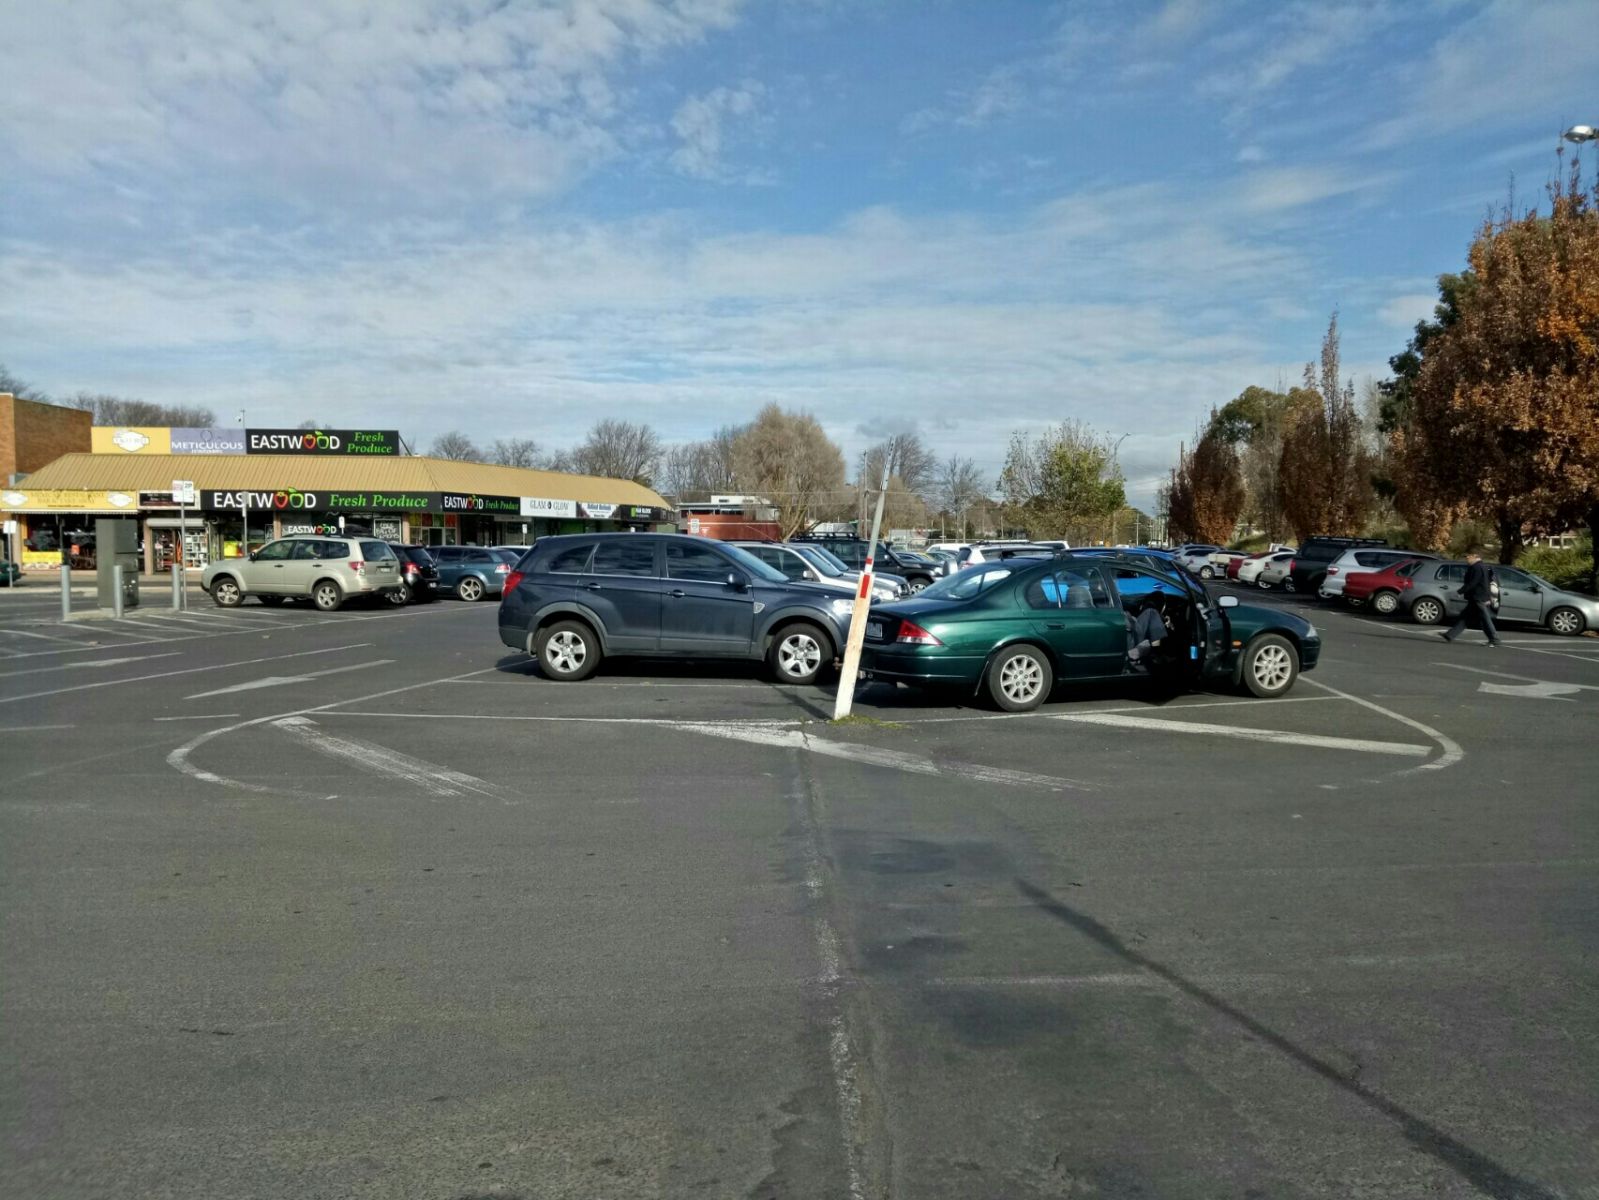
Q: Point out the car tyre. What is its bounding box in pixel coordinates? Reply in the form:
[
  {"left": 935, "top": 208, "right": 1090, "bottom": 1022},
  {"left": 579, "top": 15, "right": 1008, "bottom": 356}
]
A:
[
  {"left": 210, "top": 576, "right": 242, "bottom": 608},
  {"left": 1258, "top": 578, "right": 1273, "bottom": 590},
  {"left": 769, "top": 622, "right": 832, "bottom": 686},
  {"left": 387, "top": 582, "right": 411, "bottom": 606},
  {"left": 457, "top": 576, "right": 485, "bottom": 602},
  {"left": 1547, "top": 606, "right": 1584, "bottom": 636},
  {"left": 986, "top": 644, "right": 1052, "bottom": 713},
  {"left": 1241, "top": 634, "right": 1298, "bottom": 698},
  {"left": 906, "top": 575, "right": 933, "bottom": 593},
  {"left": 1410, "top": 596, "right": 1445, "bottom": 625},
  {"left": 1281, "top": 577, "right": 1296, "bottom": 593},
  {"left": 312, "top": 580, "right": 344, "bottom": 612},
  {"left": 1198, "top": 565, "right": 1215, "bottom": 579},
  {"left": 537, "top": 619, "right": 600, "bottom": 681},
  {"left": 1371, "top": 589, "right": 1400, "bottom": 616}
]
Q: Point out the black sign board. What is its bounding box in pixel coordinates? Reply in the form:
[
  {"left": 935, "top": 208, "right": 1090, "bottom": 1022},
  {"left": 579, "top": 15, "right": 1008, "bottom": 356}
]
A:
[
  {"left": 203, "top": 488, "right": 436, "bottom": 512},
  {"left": 245, "top": 429, "right": 400, "bottom": 456}
]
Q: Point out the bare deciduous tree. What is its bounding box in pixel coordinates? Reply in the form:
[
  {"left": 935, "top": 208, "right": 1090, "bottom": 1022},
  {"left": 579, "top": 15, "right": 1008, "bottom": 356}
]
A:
[
  {"left": 68, "top": 392, "right": 216, "bottom": 426},
  {"left": 0, "top": 363, "right": 48, "bottom": 401},
  {"left": 490, "top": 438, "right": 543, "bottom": 469},
  {"left": 863, "top": 431, "right": 938, "bottom": 499},
  {"left": 937, "top": 455, "right": 987, "bottom": 537},
  {"left": 659, "top": 426, "right": 742, "bottom": 501},
  {"left": 430, "top": 430, "right": 481, "bottom": 461},
  {"left": 572, "top": 419, "right": 662, "bottom": 483}
]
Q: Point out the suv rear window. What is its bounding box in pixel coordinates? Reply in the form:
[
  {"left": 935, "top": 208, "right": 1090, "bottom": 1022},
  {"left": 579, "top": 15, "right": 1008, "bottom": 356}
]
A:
[{"left": 360, "top": 541, "right": 395, "bottom": 560}]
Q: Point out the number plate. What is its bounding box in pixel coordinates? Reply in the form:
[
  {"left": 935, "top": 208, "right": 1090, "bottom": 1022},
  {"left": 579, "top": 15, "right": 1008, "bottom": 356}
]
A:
[{"left": 866, "top": 621, "right": 884, "bottom": 640}]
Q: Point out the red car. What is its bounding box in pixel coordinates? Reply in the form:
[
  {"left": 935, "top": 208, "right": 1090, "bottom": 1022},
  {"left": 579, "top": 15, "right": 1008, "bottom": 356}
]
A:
[{"left": 1342, "top": 557, "right": 1427, "bottom": 614}]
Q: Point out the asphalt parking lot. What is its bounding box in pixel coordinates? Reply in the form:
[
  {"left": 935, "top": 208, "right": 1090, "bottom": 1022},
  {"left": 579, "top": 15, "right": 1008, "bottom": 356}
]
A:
[{"left": 2, "top": 582, "right": 1596, "bottom": 1199}]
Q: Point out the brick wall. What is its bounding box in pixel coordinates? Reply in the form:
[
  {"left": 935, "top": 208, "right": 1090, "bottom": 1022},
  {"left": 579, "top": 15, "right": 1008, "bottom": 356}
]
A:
[{"left": 0, "top": 394, "right": 93, "bottom": 481}]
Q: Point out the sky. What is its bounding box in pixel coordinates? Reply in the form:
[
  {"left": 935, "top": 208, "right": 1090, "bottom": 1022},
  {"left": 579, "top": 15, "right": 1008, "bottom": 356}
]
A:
[{"left": 2, "top": 0, "right": 1596, "bottom": 508}]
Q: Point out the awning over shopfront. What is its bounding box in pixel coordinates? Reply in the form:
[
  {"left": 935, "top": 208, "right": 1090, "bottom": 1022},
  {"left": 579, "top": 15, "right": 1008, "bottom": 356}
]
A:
[{"left": 7, "top": 454, "right": 674, "bottom": 521}]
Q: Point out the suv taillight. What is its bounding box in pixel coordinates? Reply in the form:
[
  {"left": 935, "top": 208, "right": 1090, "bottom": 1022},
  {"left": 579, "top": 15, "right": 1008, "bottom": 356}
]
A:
[
  {"left": 896, "top": 621, "right": 943, "bottom": 646},
  {"left": 348, "top": 560, "right": 364, "bottom": 572},
  {"left": 503, "top": 569, "right": 525, "bottom": 593},
  {"left": 1326, "top": 566, "right": 1339, "bottom": 576}
]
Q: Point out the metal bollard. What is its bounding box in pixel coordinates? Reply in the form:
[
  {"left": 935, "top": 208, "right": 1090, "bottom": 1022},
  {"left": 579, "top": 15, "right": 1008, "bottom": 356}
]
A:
[
  {"left": 172, "top": 566, "right": 183, "bottom": 610},
  {"left": 60, "top": 563, "right": 71, "bottom": 620},
  {"left": 112, "top": 565, "right": 125, "bottom": 619}
]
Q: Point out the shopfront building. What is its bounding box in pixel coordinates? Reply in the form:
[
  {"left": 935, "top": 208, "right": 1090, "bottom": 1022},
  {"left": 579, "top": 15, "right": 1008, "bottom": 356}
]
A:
[{"left": 5, "top": 453, "right": 674, "bottom": 572}]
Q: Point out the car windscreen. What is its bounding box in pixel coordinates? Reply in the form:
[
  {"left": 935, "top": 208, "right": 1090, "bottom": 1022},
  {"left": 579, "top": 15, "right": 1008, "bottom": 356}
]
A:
[
  {"left": 803, "top": 544, "right": 851, "bottom": 573},
  {"left": 918, "top": 565, "right": 1014, "bottom": 601},
  {"left": 790, "top": 544, "right": 844, "bottom": 576},
  {"left": 719, "top": 542, "right": 789, "bottom": 583}
]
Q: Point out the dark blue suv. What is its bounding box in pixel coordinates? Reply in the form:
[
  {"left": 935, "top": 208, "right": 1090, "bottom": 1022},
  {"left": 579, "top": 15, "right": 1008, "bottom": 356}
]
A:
[{"left": 498, "top": 534, "right": 857, "bottom": 685}]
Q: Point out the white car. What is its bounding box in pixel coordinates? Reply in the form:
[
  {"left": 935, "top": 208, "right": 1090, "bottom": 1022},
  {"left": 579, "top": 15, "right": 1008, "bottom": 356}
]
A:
[
  {"left": 1237, "top": 552, "right": 1283, "bottom": 586},
  {"left": 734, "top": 541, "right": 900, "bottom": 602},
  {"left": 1256, "top": 551, "right": 1296, "bottom": 589},
  {"left": 201, "top": 535, "right": 402, "bottom": 611},
  {"left": 1171, "top": 544, "right": 1224, "bottom": 576},
  {"left": 1318, "top": 547, "right": 1438, "bottom": 601}
]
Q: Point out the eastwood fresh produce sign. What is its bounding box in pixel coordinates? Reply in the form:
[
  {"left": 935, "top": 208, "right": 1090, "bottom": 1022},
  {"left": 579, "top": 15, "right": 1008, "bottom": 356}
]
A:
[
  {"left": 245, "top": 429, "right": 400, "bottom": 456},
  {"left": 203, "top": 489, "right": 436, "bottom": 511}
]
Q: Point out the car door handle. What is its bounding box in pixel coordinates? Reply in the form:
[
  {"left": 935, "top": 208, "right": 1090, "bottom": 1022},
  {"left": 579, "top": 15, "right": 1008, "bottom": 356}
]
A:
[
  {"left": 273, "top": 563, "right": 285, "bottom": 569},
  {"left": 1045, "top": 621, "right": 1065, "bottom": 629},
  {"left": 585, "top": 581, "right": 602, "bottom": 590},
  {"left": 669, "top": 589, "right": 686, "bottom": 598}
]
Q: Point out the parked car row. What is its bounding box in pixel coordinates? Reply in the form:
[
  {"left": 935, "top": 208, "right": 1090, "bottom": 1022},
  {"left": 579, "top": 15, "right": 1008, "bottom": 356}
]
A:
[
  {"left": 496, "top": 533, "right": 1321, "bottom": 710},
  {"left": 202, "top": 538, "right": 526, "bottom": 610},
  {"left": 1218, "top": 536, "right": 1597, "bottom": 637}
]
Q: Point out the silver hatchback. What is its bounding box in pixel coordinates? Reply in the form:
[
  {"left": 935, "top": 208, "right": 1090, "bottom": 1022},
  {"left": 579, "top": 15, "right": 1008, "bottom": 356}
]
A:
[
  {"left": 1402, "top": 560, "right": 1598, "bottom": 635},
  {"left": 202, "top": 536, "right": 403, "bottom": 611}
]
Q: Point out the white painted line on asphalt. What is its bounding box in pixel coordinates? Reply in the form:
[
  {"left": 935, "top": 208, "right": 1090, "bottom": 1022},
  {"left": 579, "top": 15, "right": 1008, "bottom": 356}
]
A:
[
  {"left": 1299, "top": 677, "right": 1463, "bottom": 772},
  {"left": 440, "top": 677, "right": 771, "bottom": 689},
  {"left": 0, "top": 627, "right": 85, "bottom": 643},
  {"left": 0, "top": 724, "right": 76, "bottom": 731},
  {"left": 319, "top": 711, "right": 803, "bottom": 726},
  {"left": 901, "top": 694, "right": 1340, "bottom": 723},
  {"left": 1046, "top": 711, "right": 1430, "bottom": 756},
  {"left": 1434, "top": 662, "right": 1599, "bottom": 690},
  {"left": 0, "top": 652, "right": 182, "bottom": 679},
  {"left": 272, "top": 715, "right": 503, "bottom": 799},
  {"left": 154, "top": 713, "right": 241, "bottom": 721},
  {"left": 0, "top": 643, "right": 373, "bottom": 705},
  {"left": 185, "top": 659, "right": 393, "bottom": 700},
  {"left": 677, "top": 722, "right": 1089, "bottom": 791},
  {"left": 167, "top": 666, "right": 508, "bottom": 794}
]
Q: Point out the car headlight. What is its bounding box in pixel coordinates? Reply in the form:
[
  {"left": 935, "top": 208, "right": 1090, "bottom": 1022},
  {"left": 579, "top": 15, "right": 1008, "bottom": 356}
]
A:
[{"left": 829, "top": 598, "right": 854, "bottom": 616}]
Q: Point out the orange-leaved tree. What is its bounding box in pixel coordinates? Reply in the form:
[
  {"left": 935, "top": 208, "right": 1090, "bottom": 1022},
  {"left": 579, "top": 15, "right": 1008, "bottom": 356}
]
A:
[
  {"left": 1395, "top": 158, "right": 1599, "bottom": 567},
  {"left": 1277, "top": 313, "right": 1376, "bottom": 541}
]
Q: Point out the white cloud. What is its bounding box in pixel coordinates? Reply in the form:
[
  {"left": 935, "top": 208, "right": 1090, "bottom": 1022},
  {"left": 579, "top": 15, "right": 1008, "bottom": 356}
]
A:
[
  {"left": 1362, "top": 0, "right": 1599, "bottom": 149},
  {"left": 0, "top": 0, "right": 746, "bottom": 204},
  {"left": 1, "top": 180, "right": 1321, "bottom": 506},
  {"left": 668, "top": 82, "right": 766, "bottom": 180},
  {"left": 1378, "top": 292, "right": 1438, "bottom": 330},
  {"left": 1233, "top": 165, "right": 1396, "bottom": 213}
]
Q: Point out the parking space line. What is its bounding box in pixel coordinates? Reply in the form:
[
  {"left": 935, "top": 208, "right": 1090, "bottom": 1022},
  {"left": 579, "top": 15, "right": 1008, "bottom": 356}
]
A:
[
  {"left": 0, "top": 627, "right": 86, "bottom": 644},
  {"left": 1433, "top": 662, "right": 1599, "bottom": 691},
  {"left": 1300, "top": 678, "right": 1463, "bottom": 772},
  {"left": 0, "top": 652, "right": 182, "bottom": 679},
  {"left": 272, "top": 715, "right": 504, "bottom": 799},
  {"left": 0, "top": 643, "right": 373, "bottom": 705},
  {"left": 186, "top": 659, "right": 393, "bottom": 699},
  {"left": 898, "top": 694, "right": 1340, "bottom": 724},
  {"left": 1046, "top": 711, "right": 1429, "bottom": 756}
]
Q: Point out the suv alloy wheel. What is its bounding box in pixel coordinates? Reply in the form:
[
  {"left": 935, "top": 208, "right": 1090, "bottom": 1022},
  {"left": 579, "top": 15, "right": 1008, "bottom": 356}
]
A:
[
  {"left": 312, "top": 580, "right": 344, "bottom": 612},
  {"left": 211, "top": 577, "right": 242, "bottom": 607},
  {"left": 537, "top": 620, "right": 600, "bottom": 681},
  {"left": 457, "top": 576, "right": 484, "bottom": 602},
  {"left": 769, "top": 623, "right": 830, "bottom": 685}
]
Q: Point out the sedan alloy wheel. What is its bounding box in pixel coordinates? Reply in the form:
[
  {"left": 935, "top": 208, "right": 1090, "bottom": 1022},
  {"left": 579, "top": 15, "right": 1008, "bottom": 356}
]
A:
[{"left": 457, "top": 576, "right": 484, "bottom": 602}]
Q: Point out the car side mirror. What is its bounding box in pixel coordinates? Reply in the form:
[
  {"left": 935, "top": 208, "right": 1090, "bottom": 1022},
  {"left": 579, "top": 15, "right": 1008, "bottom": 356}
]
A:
[
  {"left": 728, "top": 572, "right": 749, "bottom": 591},
  {"left": 1218, "top": 594, "right": 1238, "bottom": 608},
  {"left": 803, "top": 569, "right": 817, "bottom": 580}
]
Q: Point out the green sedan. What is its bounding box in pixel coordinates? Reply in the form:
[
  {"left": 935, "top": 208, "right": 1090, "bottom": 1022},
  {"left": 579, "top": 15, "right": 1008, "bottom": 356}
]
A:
[{"left": 859, "top": 550, "right": 1320, "bottom": 711}]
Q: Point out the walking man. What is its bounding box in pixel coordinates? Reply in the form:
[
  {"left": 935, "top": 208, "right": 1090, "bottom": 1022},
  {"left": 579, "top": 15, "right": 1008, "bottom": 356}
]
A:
[{"left": 1442, "top": 549, "right": 1501, "bottom": 647}]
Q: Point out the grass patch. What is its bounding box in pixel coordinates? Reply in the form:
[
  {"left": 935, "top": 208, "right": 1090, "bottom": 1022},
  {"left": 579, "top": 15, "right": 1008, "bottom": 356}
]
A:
[{"left": 828, "top": 714, "right": 908, "bottom": 731}]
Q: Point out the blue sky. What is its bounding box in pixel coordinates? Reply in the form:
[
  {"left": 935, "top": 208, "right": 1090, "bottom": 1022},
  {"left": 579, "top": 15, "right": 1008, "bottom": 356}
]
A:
[{"left": 2, "top": 0, "right": 1595, "bottom": 507}]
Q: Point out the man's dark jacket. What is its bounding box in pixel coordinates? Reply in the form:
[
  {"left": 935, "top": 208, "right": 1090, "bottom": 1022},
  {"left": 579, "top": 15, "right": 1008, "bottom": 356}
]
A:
[{"left": 1461, "top": 561, "right": 1493, "bottom": 603}]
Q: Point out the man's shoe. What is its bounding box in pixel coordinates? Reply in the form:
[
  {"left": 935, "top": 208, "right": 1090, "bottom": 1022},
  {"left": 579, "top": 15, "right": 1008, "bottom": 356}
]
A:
[
  {"left": 1440, "top": 633, "right": 1454, "bottom": 642},
  {"left": 1487, "top": 641, "right": 1501, "bottom": 648}
]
